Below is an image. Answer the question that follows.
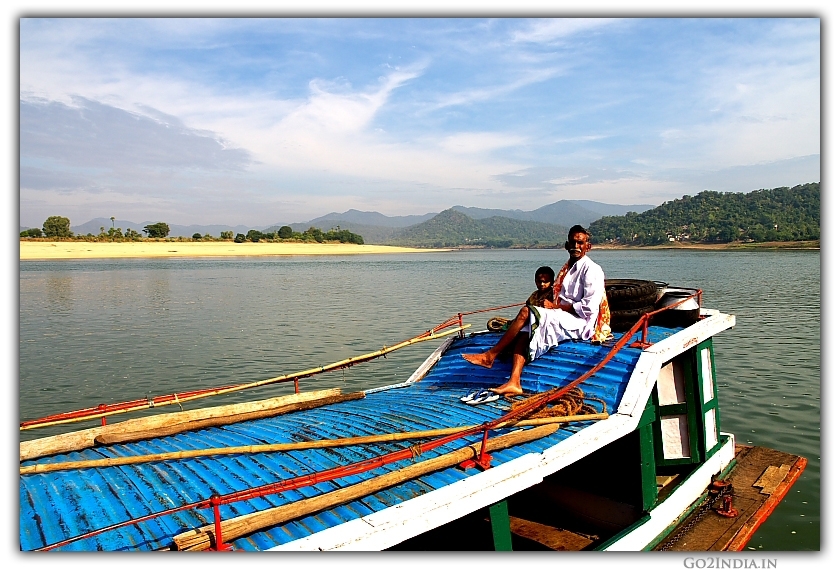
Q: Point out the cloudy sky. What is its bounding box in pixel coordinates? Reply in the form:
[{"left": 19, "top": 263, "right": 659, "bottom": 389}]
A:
[{"left": 19, "top": 17, "right": 820, "bottom": 228}]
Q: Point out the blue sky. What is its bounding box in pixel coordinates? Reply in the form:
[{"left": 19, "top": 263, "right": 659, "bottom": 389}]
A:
[{"left": 19, "top": 16, "right": 820, "bottom": 227}]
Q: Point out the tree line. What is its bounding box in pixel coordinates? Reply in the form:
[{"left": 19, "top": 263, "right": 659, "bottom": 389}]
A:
[
  {"left": 587, "top": 183, "right": 820, "bottom": 246},
  {"left": 20, "top": 217, "right": 364, "bottom": 244}
]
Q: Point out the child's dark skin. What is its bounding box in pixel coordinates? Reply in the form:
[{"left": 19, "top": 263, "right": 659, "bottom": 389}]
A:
[{"left": 527, "top": 271, "right": 554, "bottom": 307}]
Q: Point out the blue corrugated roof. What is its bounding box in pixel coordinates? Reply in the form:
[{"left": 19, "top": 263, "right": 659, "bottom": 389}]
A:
[{"left": 20, "top": 327, "right": 676, "bottom": 551}]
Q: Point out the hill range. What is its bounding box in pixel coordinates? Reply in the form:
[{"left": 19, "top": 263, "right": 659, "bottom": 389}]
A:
[{"left": 54, "top": 199, "right": 654, "bottom": 244}]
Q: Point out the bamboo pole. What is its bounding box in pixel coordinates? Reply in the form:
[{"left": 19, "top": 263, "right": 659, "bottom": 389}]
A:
[
  {"left": 93, "top": 392, "right": 365, "bottom": 446},
  {"left": 21, "top": 413, "right": 606, "bottom": 475},
  {"left": 20, "top": 388, "right": 344, "bottom": 462},
  {"left": 172, "top": 423, "right": 560, "bottom": 551},
  {"left": 21, "top": 324, "right": 470, "bottom": 431}
]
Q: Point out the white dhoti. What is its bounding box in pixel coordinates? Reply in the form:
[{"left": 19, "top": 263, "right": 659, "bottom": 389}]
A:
[{"left": 522, "top": 306, "right": 587, "bottom": 362}]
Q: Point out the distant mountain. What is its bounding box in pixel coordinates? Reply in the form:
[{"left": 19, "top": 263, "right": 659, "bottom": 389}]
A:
[
  {"left": 386, "top": 208, "right": 567, "bottom": 248},
  {"left": 566, "top": 200, "right": 653, "bottom": 217},
  {"left": 452, "top": 200, "right": 654, "bottom": 227},
  {"left": 304, "top": 209, "right": 438, "bottom": 228}
]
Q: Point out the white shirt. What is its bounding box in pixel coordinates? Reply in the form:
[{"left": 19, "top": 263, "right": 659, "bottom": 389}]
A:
[{"left": 555, "top": 255, "right": 606, "bottom": 340}]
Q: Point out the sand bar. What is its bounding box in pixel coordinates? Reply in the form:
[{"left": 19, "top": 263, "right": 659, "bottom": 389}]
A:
[{"left": 20, "top": 240, "right": 447, "bottom": 261}]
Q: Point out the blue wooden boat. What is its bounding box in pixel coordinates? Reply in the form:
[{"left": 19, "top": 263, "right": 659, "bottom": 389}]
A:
[{"left": 19, "top": 294, "right": 806, "bottom": 551}]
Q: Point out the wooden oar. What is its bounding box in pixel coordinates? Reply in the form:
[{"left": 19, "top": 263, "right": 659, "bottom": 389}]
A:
[
  {"left": 172, "top": 423, "right": 560, "bottom": 551},
  {"left": 20, "top": 413, "right": 607, "bottom": 475}
]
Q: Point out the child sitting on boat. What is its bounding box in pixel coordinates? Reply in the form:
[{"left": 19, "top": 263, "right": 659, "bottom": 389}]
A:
[{"left": 526, "top": 266, "right": 555, "bottom": 307}]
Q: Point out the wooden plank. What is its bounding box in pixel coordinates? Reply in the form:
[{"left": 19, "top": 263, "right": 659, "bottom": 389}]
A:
[
  {"left": 753, "top": 464, "right": 791, "bottom": 495},
  {"left": 94, "top": 392, "right": 365, "bottom": 445},
  {"left": 507, "top": 516, "right": 594, "bottom": 551},
  {"left": 20, "top": 388, "right": 342, "bottom": 461},
  {"left": 752, "top": 465, "right": 779, "bottom": 489}
]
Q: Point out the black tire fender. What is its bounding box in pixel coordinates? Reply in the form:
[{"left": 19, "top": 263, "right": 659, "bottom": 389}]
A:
[
  {"left": 608, "top": 304, "right": 656, "bottom": 332},
  {"left": 605, "top": 279, "right": 658, "bottom": 311}
]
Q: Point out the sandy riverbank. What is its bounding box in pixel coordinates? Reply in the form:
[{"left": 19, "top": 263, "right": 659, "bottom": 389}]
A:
[{"left": 20, "top": 240, "right": 448, "bottom": 261}]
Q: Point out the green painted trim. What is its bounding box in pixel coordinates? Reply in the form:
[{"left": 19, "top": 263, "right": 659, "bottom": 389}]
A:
[
  {"left": 695, "top": 339, "right": 722, "bottom": 460},
  {"left": 640, "top": 395, "right": 657, "bottom": 426},
  {"left": 595, "top": 513, "right": 652, "bottom": 550},
  {"left": 659, "top": 403, "right": 688, "bottom": 415},
  {"left": 488, "top": 500, "right": 512, "bottom": 551},
  {"left": 682, "top": 349, "right": 702, "bottom": 463},
  {"left": 639, "top": 421, "right": 659, "bottom": 511}
]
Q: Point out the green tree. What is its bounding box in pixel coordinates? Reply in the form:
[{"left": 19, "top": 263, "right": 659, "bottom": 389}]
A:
[
  {"left": 278, "top": 226, "right": 293, "bottom": 239},
  {"left": 125, "top": 228, "right": 143, "bottom": 240},
  {"left": 303, "top": 227, "right": 324, "bottom": 242},
  {"left": 220, "top": 231, "right": 233, "bottom": 240},
  {"left": 42, "top": 216, "right": 72, "bottom": 238},
  {"left": 143, "top": 222, "right": 170, "bottom": 238},
  {"left": 192, "top": 233, "right": 202, "bottom": 240},
  {"left": 20, "top": 228, "right": 43, "bottom": 238},
  {"left": 234, "top": 233, "right": 246, "bottom": 243}
]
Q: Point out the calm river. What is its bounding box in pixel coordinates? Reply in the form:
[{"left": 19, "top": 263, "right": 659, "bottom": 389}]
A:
[{"left": 18, "top": 248, "right": 820, "bottom": 550}]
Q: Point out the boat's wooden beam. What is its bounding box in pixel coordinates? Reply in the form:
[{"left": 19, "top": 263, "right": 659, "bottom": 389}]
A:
[
  {"left": 93, "top": 392, "right": 365, "bottom": 446},
  {"left": 171, "top": 424, "right": 561, "bottom": 551},
  {"left": 20, "top": 388, "right": 345, "bottom": 462},
  {"left": 20, "top": 413, "right": 607, "bottom": 475}
]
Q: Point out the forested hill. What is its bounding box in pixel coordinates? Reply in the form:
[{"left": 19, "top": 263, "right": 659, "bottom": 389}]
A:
[
  {"left": 386, "top": 208, "right": 567, "bottom": 248},
  {"left": 587, "top": 183, "right": 820, "bottom": 246}
]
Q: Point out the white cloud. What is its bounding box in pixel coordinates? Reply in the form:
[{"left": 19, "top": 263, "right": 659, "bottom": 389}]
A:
[
  {"left": 510, "top": 18, "right": 622, "bottom": 44},
  {"left": 425, "top": 67, "right": 562, "bottom": 111},
  {"left": 278, "top": 67, "right": 423, "bottom": 134}
]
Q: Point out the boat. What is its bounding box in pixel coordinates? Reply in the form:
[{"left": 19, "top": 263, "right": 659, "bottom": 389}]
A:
[{"left": 19, "top": 284, "right": 806, "bottom": 551}]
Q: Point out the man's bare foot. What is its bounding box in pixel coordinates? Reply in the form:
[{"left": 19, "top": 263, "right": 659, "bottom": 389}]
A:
[
  {"left": 489, "top": 380, "right": 523, "bottom": 396},
  {"left": 463, "top": 352, "right": 495, "bottom": 369}
]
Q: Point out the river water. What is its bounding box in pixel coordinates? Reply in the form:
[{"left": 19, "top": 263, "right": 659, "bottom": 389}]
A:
[{"left": 18, "top": 249, "right": 820, "bottom": 551}]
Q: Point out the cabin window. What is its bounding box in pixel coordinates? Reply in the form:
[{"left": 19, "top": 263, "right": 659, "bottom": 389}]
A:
[
  {"left": 656, "top": 361, "right": 686, "bottom": 405},
  {"left": 700, "top": 348, "right": 714, "bottom": 404},
  {"left": 704, "top": 409, "right": 718, "bottom": 451},
  {"left": 659, "top": 415, "right": 691, "bottom": 459}
]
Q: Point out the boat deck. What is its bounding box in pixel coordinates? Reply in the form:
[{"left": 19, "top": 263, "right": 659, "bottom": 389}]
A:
[
  {"left": 20, "top": 325, "right": 683, "bottom": 551},
  {"left": 653, "top": 444, "right": 808, "bottom": 551}
]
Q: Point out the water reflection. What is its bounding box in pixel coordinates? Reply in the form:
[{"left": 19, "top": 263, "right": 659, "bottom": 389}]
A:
[{"left": 45, "top": 275, "right": 73, "bottom": 315}]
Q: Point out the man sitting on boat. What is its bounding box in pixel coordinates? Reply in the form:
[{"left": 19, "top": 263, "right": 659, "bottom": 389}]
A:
[{"left": 463, "top": 225, "right": 611, "bottom": 396}]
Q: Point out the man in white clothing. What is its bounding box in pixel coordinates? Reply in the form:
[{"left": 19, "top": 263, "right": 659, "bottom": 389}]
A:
[{"left": 463, "top": 225, "right": 610, "bottom": 396}]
